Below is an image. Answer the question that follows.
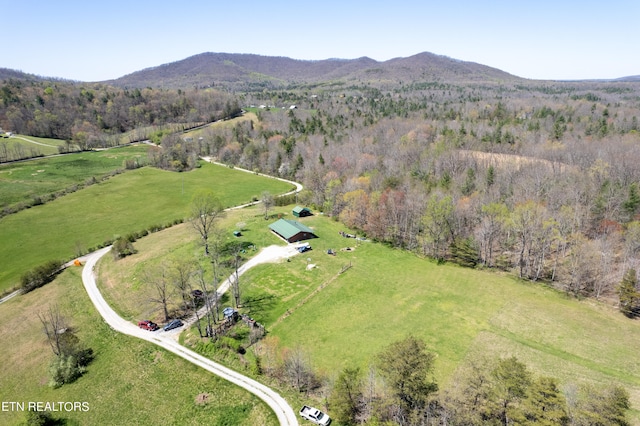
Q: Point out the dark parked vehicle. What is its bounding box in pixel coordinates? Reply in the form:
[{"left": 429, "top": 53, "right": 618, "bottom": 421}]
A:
[
  {"left": 138, "top": 320, "right": 159, "bottom": 331},
  {"left": 163, "top": 319, "right": 183, "bottom": 331}
]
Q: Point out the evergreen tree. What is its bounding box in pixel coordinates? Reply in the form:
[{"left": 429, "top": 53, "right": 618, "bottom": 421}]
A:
[
  {"left": 522, "top": 376, "right": 569, "bottom": 425},
  {"left": 623, "top": 183, "right": 640, "bottom": 221},
  {"left": 490, "top": 357, "right": 531, "bottom": 426},
  {"left": 451, "top": 237, "right": 480, "bottom": 268},
  {"left": 618, "top": 268, "right": 639, "bottom": 317},
  {"left": 329, "top": 367, "right": 363, "bottom": 425},
  {"left": 375, "top": 336, "right": 438, "bottom": 418},
  {"left": 486, "top": 165, "right": 496, "bottom": 187},
  {"left": 573, "top": 384, "right": 630, "bottom": 426},
  {"left": 461, "top": 167, "right": 477, "bottom": 196}
]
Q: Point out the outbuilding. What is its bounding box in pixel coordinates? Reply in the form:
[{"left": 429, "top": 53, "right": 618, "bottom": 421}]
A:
[
  {"left": 292, "top": 206, "right": 312, "bottom": 218},
  {"left": 269, "top": 219, "right": 317, "bottom": 243}
]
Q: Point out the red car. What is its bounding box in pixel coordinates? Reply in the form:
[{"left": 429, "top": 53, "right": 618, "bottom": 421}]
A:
[{"left": 138, "top": 320, "right": 159, "bottom": 331}]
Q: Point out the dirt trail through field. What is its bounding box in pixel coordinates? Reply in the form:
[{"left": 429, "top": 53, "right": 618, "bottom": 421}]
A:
[{"left": 9, "top": 135, "right": 57, "bottom": 147}]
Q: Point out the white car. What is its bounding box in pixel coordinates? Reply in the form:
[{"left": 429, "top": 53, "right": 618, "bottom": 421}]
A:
[{"left": 299, "top": 405, "right": 331, "bottom": 425}]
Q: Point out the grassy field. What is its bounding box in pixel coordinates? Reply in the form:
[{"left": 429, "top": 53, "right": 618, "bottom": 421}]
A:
[
  {"left": 97, "top": 204, "right": 640, "bottom": 422},
  {"left": 182, "top": 112, "right": 258, "bottom": 140},
  {"left": 0, "top": 266, "right": 277, "bottom": 426},
  {"left": 0, "top": 134, "right": 68, "bottom": 158},
  {"left": 0, "top": 161, "right": 293, "bottom": 293},
  {"left": 0, "top": 145, "right": 149, "bottom": 209},
  {"left": 95, "top": 205, "right": 318, "bottom": 324}
]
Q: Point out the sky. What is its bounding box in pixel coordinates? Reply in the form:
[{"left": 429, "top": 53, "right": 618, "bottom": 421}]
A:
[{"left": 2, "top": 0, "right": 638, "bottom": 82}]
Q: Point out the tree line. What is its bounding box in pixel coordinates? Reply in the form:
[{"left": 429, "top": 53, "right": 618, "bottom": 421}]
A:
[{"left": 250, "top": 335, "right": 630, "bottom": 426}]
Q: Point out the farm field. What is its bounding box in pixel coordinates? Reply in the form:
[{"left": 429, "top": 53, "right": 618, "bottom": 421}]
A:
[
  {"left": 0, "top": 134, "right": 68, "bottom": 158},
  {"left": 0, "top": 160, "right": 293, "bottom": 293},
  {"left": 99, "top": 204, "right": 640, "bottom": 421},
  {"left": 0, "top": 145, "right": 149, "bottom": 209},
  {"left": 0, "top": 266, "right": 277, "bottom": 426},
  {"left": 181, "top": 112, "right": 258, "bottom": 140}
]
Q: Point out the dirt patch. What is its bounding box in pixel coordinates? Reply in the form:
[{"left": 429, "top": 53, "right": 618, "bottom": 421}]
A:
[
  {"left": 195, "top": 393, "right": 211, "bottom": 405},
  {"left": 102, "top": 275, "right": 118, "bottom": 290}
]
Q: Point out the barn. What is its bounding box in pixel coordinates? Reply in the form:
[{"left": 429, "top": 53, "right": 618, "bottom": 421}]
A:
[
  {"left": 269, "top": 219, "right": 318, "bottom": 243},
  {"left": 292, "top": 206, "right": 312, "bottom": 217}
]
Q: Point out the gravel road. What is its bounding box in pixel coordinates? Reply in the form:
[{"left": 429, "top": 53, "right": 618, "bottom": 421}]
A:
[{"left": 82, "top": 246, "right": 299, "bottom": 426}]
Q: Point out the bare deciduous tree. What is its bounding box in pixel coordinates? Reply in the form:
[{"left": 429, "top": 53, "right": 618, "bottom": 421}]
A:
[
  {"left": 283, "top": 346, "right": 316, "bottom": 392},
  {"left": 190, "top": 191, "right": 224, "bottom": 256},
  {"left": 146, "top": 263, "right": 172, "bottom": 322},
  {"left": 261, "top": 190, "right": 274, "bottom": 220},
  {"left": 38, "top": 304, "right": 66, "bottom": 357},
  {"left": 171, "top": 258, "right": 196, "bottom": 313},
  {"left": 229, "top": 243, "right": 244, "bottom": 308}
]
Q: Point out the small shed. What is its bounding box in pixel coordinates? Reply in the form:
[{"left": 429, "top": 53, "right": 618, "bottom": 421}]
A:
[
  {"left": 222, "top": 307, "right": 239, "bottom": 322},
  {"left": 292, "top": 206, "right": 312, "bottom": 218},
  {"left": 269, "top": 219, "right": 318, "bottom": 243}
]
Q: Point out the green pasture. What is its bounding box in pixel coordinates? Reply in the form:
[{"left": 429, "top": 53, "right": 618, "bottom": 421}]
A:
[
  {"left": 80, "top": 204, "right": 640, "bottom": 420},
  {"left": 1, "top": 134, "right": 68, "bottom": 157},
  {"left": 247, "top": 221, "right": 640, "bottom": 416},
  {"left": 95, "top": 205, "right": 303, "bottom": 322},
  {"left": 182, "top": 112, "right": 258, "bottom": 140},
  {"left": 96, "top": 205, "right": 349, "bottom": 325},
  {"left": 0, "top": 145, "right": 149, "bottom": 209},
  {"left": 0, "top": 267, "right": 277, "bottom": 426},
  {"left": 0, "top": 161, "right": 293, "bottom": 293},
  {"left": 226, "top": 209, "right": 640, "bottom": 415}
]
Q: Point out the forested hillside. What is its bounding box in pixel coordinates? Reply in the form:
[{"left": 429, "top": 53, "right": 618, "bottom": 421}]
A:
[
  {"left": 0, "top": 76, "right": 239, "bottom": 160},
  {"left": 193, "top": 80, "right": 640, "bottom": 308},
  {"left": 108, "top": 52, "right": 518, "bottom": 90},
  {"left": 2, "top": 55, "right": 640, "bottom": 308}
]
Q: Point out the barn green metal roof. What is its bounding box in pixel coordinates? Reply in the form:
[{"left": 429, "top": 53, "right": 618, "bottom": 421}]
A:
[
  {"left": 269, "top": 219, "right": 315, "bottom": 240},
  {"left": 292, "top": 206, "right": 310, "bottom": 214}
]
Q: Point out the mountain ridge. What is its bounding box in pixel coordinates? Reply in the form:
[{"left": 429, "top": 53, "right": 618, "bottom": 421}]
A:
[
  {"left": 2, "top": 53, "right": 638, "bottom": 88},
  {"left": 105, "top": 51, "right": 519, "bottom": 89}
]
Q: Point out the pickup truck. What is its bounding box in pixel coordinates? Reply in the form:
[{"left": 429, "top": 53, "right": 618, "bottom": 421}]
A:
[{"left": 299, "top": 405, "right": 331, "bottom": 425}]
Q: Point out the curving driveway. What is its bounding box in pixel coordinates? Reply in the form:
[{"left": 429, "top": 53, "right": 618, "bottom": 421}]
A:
[
  {"left": 1, "top": 154, "right": 304, "bottom": 424},
  {"left": 82, "top": 247, "right": 299, "bottom": 426}
]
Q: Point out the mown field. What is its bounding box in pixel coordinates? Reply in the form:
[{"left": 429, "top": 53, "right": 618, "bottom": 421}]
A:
[
  {"left": 0, "top": 158, "right": 293, "bottom": 293},
  {"left": 0, "top": 145, "right": 149, "bottom": 209},
  {"left": 0, "top": 266, "right": 277, "bottom": 426},
  {"left": 0, "top": 134, "right": 68, "bottom": 158},
  {"left": 99, "top": 204, "right": 640, "bottom": 422}
]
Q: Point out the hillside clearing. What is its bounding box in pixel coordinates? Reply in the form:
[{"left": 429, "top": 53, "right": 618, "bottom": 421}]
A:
[{"left": 99, "top": 204, "right": 640, "bottom": 421}]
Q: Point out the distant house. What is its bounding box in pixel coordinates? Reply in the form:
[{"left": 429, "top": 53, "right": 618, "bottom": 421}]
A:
[
  {"left": 269, "top": 219, "right": 317, "bottom": 243},
  {"left": 292, "top": 206, "right": 312, "bottom": 218}
]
